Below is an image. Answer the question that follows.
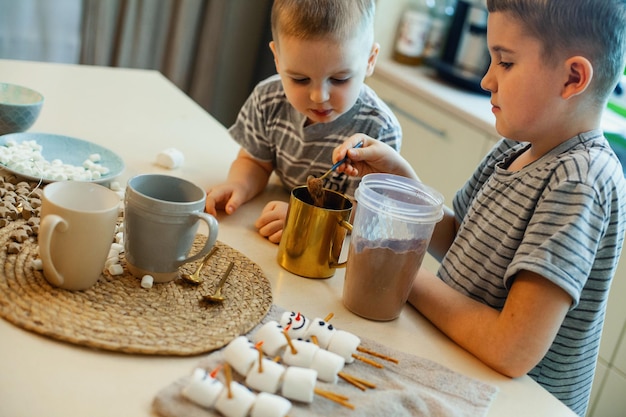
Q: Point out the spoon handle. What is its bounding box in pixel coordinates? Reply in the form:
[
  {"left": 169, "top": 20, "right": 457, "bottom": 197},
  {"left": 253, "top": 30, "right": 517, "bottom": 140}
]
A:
[
  {"left": 215, "top": 262, "right": 234, "bottom": 290},
  {"left": 329, "top": 141, "right": 363, "bottom": 171}
]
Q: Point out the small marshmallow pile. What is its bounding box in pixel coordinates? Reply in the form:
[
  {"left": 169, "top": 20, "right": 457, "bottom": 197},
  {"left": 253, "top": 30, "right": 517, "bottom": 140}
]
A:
[
  {"left": 0, "top": 139, "right": 110, "bottom": 181},
  {"left": 101, "top": 194, "right": 154, "bottom": 289}
]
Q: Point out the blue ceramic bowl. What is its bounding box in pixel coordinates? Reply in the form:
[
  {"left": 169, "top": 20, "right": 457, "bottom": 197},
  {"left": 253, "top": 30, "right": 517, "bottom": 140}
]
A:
[{"left": 0, "top": 82, "right": 44, "bottom": 135}]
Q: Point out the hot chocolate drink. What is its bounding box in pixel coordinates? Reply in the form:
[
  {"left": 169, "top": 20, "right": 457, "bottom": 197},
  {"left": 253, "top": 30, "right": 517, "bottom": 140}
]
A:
[{"left": 343, "top": 237, "right": 428, "bottom": 321}]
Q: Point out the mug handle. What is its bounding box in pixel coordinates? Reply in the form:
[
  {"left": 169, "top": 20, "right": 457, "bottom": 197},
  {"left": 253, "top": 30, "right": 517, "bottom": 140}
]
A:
[
  {"left": 178, "top": 212, "right": 219, "bottom": 265},
  {"left": 329, "top": 220, "right": 353, "bottom": 269},
  {"left": 39, "top": 214, "right": 69, "bottom": 287}
]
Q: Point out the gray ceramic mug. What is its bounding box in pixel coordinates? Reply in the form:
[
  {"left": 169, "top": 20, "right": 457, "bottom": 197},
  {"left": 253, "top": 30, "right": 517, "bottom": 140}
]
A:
[{"left": 124, "top": 174, "right": 218, "bottom": 283}]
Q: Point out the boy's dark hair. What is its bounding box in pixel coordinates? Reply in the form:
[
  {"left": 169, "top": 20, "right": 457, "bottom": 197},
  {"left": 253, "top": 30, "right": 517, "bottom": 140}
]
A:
[
  {"left": 271, "top": 0, "right": 375, "bottom": 43},
  {"left": 487, "top": 0, "right": 626, "bottom": 103}
]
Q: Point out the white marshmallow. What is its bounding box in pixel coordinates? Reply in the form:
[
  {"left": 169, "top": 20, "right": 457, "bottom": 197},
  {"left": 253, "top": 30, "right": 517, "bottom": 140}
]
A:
[
  {"left": 305, "top": 317, "right": 336, "bottom": 349},
  {"left": 280, "top": 366, "right": 317, "bottom": 403},
  {"left": 280, "top": 311, "right": 311, "bottom": 340},
  {"left": 245, "top": 358, "right": 285, "bottom": 394},
  {"left": 141, "top": 275, "right": 154, "bottom": 288},
  {"left": 109, "top": 181, "right": 123, "bottom": 191},
  {"left": 104, "top": 256, "right": 119, "bottom": 268},
  {"left": 250, "top": 392, "right": 292, "bottom": 417},
  {"left": 223, "top": 336, "right": 258, "bottom": 376},
  {"left": 107, "top": 264, "right": 124, "bottom": 276},
  {"left": 181, "top": 368, "right": 224, "bottom": 409},
  {"left": 252, "top": 320, "right": 287, "bottom": 357},
  {"left": 327, "top": 330, "right": 361, "bottom": 364},
  {"left": 156, "top": 147, "right": 184, "bottom": 169},
  {"left": 282, "top": 339, "right": 319, "bottom": 368},
  {"left": 215, "top": 381, "right": 256, "bottom": 417},
  {"left": 31, "top": 258, "right": 43, "bottom": 270},
  {"left": 310, "top": 348, "right": 345, "bottom": 383}
]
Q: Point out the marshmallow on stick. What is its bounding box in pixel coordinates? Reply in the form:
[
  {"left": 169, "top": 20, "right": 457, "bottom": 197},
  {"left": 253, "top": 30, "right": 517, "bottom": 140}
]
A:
[
  {"left": 246, "top": 343, "right": 285, "bottom": 394},
  {"left": 220, "top": 336, "right": 355, "bottom": 410},
  {"left": 280, "top": 311, "right": 398, "bottom": 366},
  {"left": 181, "top": 366, "right": 291, "bottom": 417},
  {"left": 181, "top": 367, "right": 224, "bottom": 409},
  {"left": 281, "top": 336, "right": 346, "bottom": 384}
]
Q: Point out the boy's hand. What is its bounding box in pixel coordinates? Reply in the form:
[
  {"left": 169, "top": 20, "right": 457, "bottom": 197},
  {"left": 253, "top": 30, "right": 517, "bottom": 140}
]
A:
[
  {"left": 333, "top": 134, "right": 419, "bottom": 180},
  {"left": 255, "top": 200, "right": 289, "bottom": 244},
  {"left": 205, "top": 183, "right": 247, "bottom": 216}
]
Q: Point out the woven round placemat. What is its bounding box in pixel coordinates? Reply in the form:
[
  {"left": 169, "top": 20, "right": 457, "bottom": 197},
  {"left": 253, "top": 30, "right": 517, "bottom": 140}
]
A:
[{"left": 0, "top": 220, "right": 272, "bottom": 355}]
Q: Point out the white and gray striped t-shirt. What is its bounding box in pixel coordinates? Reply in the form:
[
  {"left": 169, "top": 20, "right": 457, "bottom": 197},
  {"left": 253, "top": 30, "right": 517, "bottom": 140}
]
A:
[
  {"left": 228, "top": 74, "right": 402, "bottom": 199},
  {"left": 440, "top": 130, "right": 626, "bottom": 416}
]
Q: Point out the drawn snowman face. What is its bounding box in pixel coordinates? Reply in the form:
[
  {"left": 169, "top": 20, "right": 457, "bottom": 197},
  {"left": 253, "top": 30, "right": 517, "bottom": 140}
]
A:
[{"left": 284, "top": 311, "right": 308, "bottom": 331}]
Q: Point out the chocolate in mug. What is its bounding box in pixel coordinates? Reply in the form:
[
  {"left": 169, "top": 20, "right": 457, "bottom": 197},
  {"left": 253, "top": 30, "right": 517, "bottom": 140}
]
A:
[{"left": 277, "top": 186, "right": 352, "bottom": 278}]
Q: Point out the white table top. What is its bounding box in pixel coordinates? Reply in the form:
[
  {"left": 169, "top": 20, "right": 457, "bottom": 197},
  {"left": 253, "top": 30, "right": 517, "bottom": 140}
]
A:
[{"left": 0, "top": 59, "right": 577, "bottom": 417}]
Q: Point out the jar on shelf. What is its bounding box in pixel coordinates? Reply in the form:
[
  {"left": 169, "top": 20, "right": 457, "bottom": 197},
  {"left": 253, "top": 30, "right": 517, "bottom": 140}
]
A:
[
  {"left": 392, "top": 0, "right": 434, "bottom": 66},
  {"left": 423, "top": 0, "right": 457, "bottom": 60}
]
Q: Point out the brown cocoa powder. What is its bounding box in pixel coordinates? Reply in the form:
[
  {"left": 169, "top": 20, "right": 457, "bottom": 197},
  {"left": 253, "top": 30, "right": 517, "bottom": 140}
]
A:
[{"left": 343, "top": 238, "right": 428, "bottom": 321}]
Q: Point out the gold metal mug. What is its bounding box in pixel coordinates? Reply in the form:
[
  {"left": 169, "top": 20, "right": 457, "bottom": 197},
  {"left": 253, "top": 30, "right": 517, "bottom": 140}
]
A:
[{"left": 277, "top": 186, "right": 353, "bottom": 278}]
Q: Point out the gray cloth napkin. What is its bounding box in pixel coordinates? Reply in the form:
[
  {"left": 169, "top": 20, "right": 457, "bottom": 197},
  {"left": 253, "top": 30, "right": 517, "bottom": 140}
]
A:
[{"left": 152, "top": 305, "right": 498, "bottom": 417}]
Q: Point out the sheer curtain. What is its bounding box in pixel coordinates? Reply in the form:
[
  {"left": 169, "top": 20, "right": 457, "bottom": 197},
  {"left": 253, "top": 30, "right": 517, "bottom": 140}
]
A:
[
  {"left": 0, "top": 0, "right": 275, "bottom": 126},
  {"left": 0, "top": 0, "right": 82, "bottom": 63}
]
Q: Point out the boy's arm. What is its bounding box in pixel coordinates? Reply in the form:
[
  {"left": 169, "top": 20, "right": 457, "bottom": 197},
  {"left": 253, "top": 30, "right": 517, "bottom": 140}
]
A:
[
  {"left": 408, "top": 268, "right": 571, "bottom": 378},
  {"left": 205, "top": 148, "right": 273, "bottom": 215},
  {"left": 227, "top": 148, "right": 273, "bottom": 196},
  {"left": 427, "top": 206, "right": 459, "bottom": 263}
]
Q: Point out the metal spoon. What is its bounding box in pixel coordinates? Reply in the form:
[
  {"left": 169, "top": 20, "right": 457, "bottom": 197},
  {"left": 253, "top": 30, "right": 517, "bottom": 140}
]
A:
[
  {"left": 306, "top": 141, "right": 363, "bottom": 207},
  {"left": 316, "top": 140, "right": 364, "bottom": 182},
  {"left": 202, "top": 261, "right": 234, "bottom": 303},
  {"left": 181, "top": 246, "right": 218, "bottom": 284}
]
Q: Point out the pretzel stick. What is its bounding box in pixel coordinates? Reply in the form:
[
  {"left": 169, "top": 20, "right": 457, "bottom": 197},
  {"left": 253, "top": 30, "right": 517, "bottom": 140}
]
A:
[
  {"left": 314, "top": 388, "right": 355, "bottom": 409},
  {"left": 283, "top": 330, "right": 298, "bottom": 355},
  {"left": 338, "top": 372, "right": 367, "bottom": 391},
  {"left": 310, "top": 335, "right": 319, "bottom": 345},
  {"left": 352, "top": 353, "right": 384, "bottom": 368},
  {"left": 341, "top": 372, "right": 376, "bottom": 389},
  {"left": 324, "top": 312, "right": 334, "bottom": 322},
  {"left": 255, "top": 341, "right": 264, "bottom": 373},
  {"left": 356, "top": 346, "right": 399, "bottom": 364},
  {"left": 224, "top": 363, "right": 233, "bottom": 399}
]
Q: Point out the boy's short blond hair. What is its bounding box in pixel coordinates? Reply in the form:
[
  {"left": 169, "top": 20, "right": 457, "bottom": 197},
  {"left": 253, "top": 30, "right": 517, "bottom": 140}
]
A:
[
  {"left": 271, "top": 0, "right": 375, "bottom": 44},
  {"left": 487, "top": 0, "right": 626, "bottom": 103}
]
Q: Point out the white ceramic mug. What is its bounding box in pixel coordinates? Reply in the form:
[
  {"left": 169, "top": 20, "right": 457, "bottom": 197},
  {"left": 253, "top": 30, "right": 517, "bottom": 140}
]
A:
[
  {"left": 123, "top": 174, "right": 218, "bottom": 283},
  {"left": 39, "top": 181, "right": 121, "bottom": 291}
]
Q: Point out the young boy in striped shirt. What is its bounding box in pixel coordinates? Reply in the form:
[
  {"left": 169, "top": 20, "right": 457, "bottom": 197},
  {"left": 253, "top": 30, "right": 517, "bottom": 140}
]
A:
[
  {"left": 205, "top": 0, "right": 401, "bottom": 243},
  {"left": 333, "top": 0, "right": 626, "bottom": 415}
]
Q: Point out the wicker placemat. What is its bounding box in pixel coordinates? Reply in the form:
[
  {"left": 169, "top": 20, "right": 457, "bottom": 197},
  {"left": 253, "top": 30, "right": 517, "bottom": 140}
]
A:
[{"left": 0, "top": 219, "right": 273, "bottom": 355}]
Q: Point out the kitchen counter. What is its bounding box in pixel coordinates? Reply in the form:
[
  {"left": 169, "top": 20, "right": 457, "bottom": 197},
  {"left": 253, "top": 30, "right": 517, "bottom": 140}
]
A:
[
  {"left": 0, "top": 59, "right": 577, "bottom": 417},
  {"left": 374, "top": 58, "right": 626, "bottom": 140}
]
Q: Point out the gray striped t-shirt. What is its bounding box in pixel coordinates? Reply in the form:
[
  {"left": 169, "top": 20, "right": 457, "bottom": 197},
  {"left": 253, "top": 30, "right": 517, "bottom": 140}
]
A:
[
  {"left": 440, "top": 130, "right": 626, "bottom": 416},
  {"left": 228, "top": 74, "right": 402, "bottom": 199}
]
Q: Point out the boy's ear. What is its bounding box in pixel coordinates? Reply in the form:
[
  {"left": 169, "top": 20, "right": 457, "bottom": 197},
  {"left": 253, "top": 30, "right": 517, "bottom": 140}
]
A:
[
  {"left": 366, "top": 42, "right": 380, "bottom": 77},
  {"left": 562, "top": 56, "right": 593, "bottom": 99},
  {"left": 269, "top": 41, "right": 280, "bottom": 72}
]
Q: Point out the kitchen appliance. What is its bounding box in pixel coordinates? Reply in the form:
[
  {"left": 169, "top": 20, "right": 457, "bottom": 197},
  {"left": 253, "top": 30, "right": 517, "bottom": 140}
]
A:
[{"left": 427, "top": 0, "right": 490, "bottom": 95}]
